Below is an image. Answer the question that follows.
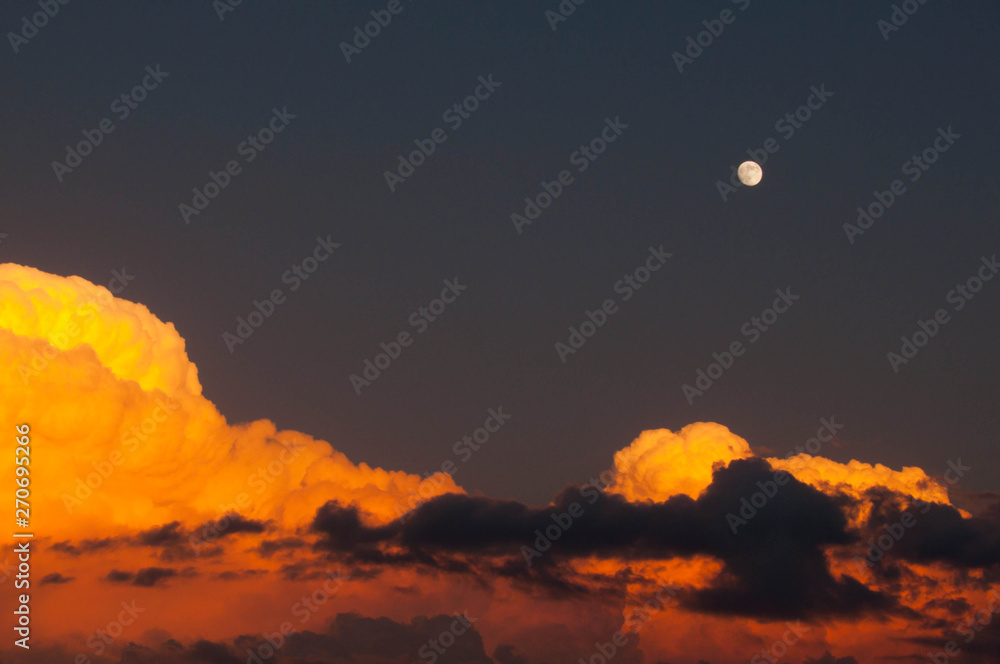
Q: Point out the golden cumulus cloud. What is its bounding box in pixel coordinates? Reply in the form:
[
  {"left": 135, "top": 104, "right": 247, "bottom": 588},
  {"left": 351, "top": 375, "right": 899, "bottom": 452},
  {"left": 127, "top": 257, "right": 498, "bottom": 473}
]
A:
[{"left": 0, "top": 264, "right": 461, "bottom": 540}]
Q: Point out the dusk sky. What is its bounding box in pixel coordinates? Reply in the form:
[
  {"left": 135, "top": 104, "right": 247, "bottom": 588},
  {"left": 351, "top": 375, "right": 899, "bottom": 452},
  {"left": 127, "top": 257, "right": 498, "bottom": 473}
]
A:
[{"left": 1, "top": 1, "right": 999, "bottom": 663}]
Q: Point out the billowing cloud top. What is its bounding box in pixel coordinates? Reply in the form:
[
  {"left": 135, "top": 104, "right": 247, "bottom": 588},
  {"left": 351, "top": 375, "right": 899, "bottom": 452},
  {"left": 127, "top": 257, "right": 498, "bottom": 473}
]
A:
[{"left": 0, "top": 264, "right": 461, "bottom": 538}]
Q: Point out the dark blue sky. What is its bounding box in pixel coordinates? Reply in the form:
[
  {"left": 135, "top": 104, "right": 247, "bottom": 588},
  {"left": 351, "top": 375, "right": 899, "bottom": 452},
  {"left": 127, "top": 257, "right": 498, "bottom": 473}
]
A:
[{"left": 3, "top": 0, "right": 999, "bottom": 504}]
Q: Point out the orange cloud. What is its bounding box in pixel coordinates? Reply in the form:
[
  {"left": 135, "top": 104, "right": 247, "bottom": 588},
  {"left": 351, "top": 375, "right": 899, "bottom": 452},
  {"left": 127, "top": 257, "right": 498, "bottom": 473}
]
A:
[
  {"left": 0, "top": 264, "right": 461, "bottom": 542},
  {"left": 609, "top": 422, "right": 952, "bottom": 518}
]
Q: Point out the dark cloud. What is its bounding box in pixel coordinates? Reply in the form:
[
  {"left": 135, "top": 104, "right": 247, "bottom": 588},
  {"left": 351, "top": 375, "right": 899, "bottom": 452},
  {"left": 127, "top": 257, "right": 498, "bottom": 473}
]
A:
[
  {"left": 106, "top": 567, "right": 180, "bottom": 587},
  {"left": 197, "top": 513, "right": 269, "bottom": 538},
  {"left": 256, "top": 537, "right": 306, "bottom": 557},
  {"left": 863, "top": 489, "right": 1000, "bottom": 568},
  {"left": 682, "top": 459, "right": 890, "bottom": 620},
  {"left": 493, "top": 643, "right": 529, "bottom": 664},
  {"left": 186, "top": 639, "right": 243, "bottom": 664},
  {"left": 136, "top": 517, "right": 269, "bottom": 561},
  {"left": 960, "top": 618, "right": 1000, "bottom": 657},
  {"left": 311, "top": 504, "right": 397, "bottom": 551},
  {"left": 216, "top": 569, "right": 266, "bottom": 581},
  {"left": 923, "top": 597, "right": 973, "bottom": 617},
  {"left": 278, "top": 561, "right": 318, "bottom": 581},
  {"left": 108, "top": 611, "right": 493, "bottom": 664},
  {"left": 947, "top": 490, "right": 1000, "bottom": 519},
  {"left": 112, "top": 639, "right": 232, "bottom": 664},
  {"left": 310, "top": 458, "right": 894, "bottom": 620},
  {"left": 908, "top": 614, "right": 1000, "bottom": 663},
  {"left": 39, "top": 572, "right": 73, "bottom": 584},
  {"left": 280, "top": 612, "right": 491, "bottom": 664},
  {"left": 106, "top": 569, "right": 133, "bottom": 583},
  {"left": 47, "top": 517, "right": 268, "bottom": 564},
  {"left": 49, "top": 537, "right": 118, "bottom": 556},
  {"left": 138, "top": 521, "right": 185, "bottom": 547},
  {"left": 133, "top": 567, "right": 179, "bottom": 587}
]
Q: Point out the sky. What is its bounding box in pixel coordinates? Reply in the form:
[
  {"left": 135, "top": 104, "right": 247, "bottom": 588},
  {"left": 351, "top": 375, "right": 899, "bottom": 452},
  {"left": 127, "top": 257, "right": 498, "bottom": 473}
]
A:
[{"left": 1, "top": 1, "right": 1000, "bottom": 663}]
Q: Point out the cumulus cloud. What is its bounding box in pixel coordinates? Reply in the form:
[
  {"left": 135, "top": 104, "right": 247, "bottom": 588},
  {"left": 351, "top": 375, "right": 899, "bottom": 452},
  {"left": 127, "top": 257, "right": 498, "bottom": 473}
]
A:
[
  {"left": 608, "top": 422, "right": 951, "bottom": 514},
  {"left": 0, "top": 263, "right": 462, "bottom": 541}
]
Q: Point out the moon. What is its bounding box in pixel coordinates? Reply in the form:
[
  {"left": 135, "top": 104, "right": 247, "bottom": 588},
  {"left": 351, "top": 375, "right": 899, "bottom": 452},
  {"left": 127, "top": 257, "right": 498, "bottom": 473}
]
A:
[{"left": 737, "top": 161, "right": 763, "bottom": 186}]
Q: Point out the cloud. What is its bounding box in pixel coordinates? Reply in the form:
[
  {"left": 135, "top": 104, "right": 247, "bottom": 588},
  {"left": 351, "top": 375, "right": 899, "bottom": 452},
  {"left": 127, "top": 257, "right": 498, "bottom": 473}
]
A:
[
  {"left": 0, "top": 263, "right": 463, "bottom": 542},
  {"left": 492, "top": 644, "right": 529, "bottom": 664},
  {"left": 311, "top": 457, "right": 897, "bottom": 619},
  {"left": 98, "top": 612, "right": 493, "bottom": 664},
  {"left": 49, "top": 537, "right": 117, "bottom": 556},
  {"left": 609, "top": 422, "right": 951, "bottom": 515},
  {"left": 39, "top": 572, "right": 74, "bottom": 584},
  {"left": 3, "top": 264, "right": 999, "bottom": 663},
  {"left": 134, "top": 566, "right": 181, "bottom": 587},
  {"left": 105, "top": 566, "right": 180, "bottom": 587},
  {"left": 608, "top": 422, "right": 754, "bottom": 500},
  {"left": 105, "top": 569, "right": 133, "bottom": 583},
  {"left": 864, "top": 491, "right": 1000, "bottom": 567},
  {"left": 256, "top": 537, "right": 306, "bottom": 557},
  {"left": 138, "top": 521, "right": 186, "bottom": 547}
]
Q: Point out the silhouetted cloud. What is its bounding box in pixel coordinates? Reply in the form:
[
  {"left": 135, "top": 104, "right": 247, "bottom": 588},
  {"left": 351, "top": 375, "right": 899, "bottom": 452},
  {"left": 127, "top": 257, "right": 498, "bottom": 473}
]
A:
[
  {"left": 310, "top": 458, "right": 898, "bottom": 619},
  {"left": 39, "top": 572, "right": 74, "bottom": 584}
]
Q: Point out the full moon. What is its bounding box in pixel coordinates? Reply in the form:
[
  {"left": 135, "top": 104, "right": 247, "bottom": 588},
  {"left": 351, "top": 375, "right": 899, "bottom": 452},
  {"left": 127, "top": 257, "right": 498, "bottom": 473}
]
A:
[{"left": 737, "top": 160, "right": 763, "bottom": 186}]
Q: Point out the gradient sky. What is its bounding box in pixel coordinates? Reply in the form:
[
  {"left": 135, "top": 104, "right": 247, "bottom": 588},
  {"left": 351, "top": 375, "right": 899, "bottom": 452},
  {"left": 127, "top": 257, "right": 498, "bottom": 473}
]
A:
[
  {"left": 3, "top": 0, "right": 1000, "bottom": 502},
  {"left": 2, "top": 2, "right": 1000, "bottom": 663}
]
